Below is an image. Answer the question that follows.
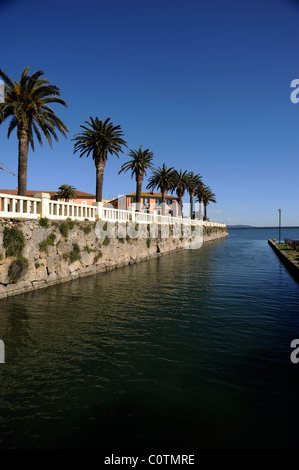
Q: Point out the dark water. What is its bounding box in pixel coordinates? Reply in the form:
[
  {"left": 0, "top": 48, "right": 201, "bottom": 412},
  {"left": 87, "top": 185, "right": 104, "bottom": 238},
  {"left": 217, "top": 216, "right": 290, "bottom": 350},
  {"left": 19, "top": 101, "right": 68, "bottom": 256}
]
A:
[{"left": 0, "top": 228, "right": 299, "bottom": 449}]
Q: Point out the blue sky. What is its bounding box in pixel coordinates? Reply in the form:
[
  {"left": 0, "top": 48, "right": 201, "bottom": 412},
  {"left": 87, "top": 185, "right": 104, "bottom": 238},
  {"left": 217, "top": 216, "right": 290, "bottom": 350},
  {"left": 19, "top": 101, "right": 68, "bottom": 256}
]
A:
[{"left": 0, "top": 0, "right": 298, "bottom": 226}]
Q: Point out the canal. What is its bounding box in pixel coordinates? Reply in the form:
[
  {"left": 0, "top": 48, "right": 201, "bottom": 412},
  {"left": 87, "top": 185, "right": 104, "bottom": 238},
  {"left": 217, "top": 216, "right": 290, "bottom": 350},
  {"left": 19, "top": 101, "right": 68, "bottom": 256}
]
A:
[{"left": 0, "top": 228, "right": 299, "bottom": 449}]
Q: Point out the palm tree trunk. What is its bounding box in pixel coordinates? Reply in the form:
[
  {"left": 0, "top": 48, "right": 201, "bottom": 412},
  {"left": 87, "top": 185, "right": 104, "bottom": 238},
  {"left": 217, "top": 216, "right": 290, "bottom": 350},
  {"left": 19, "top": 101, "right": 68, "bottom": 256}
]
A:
[
  {"left": 136, "top": 174, "right": 143, "bottom": 212},
  {"left": 162, "top": 190, "right": 167, "bottom": 215},
  {"left": 95, "top": 160, "right": 105, "bottom": 202},
  {"left": 17, "top": 127, "right": 29, "bottom": 196},
  {"left": 178, "top": 196, "right": 183, "bottom": 217},
  {"left": 190, "top": 191, "right": 194, "bottom": 219},
  {"left": 204, "top": 203, "right": 207, "bottom": 220},
  {"left": 176, "top": 189, "right": 183, "bottom": 217}
]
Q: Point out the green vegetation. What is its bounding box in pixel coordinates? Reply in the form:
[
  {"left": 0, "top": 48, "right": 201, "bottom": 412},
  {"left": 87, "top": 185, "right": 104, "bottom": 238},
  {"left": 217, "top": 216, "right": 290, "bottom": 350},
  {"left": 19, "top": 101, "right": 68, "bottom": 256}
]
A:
[
  {"left": 103, "top": 237, "right": 110, "bottom": 246},
  {"left": 73, "top": 117, "right": 127, "bottom": 202},
  {"left": 66, "top": 218, "right": 75, "bottom": 229},
  {"left": 146, "top": 238, "right": 151, "bottom": 248},
  {"left": 0, "top": 67, "right": 68, "bottom": 196},
  {"left": 39, "top": 217, "right": 49, "bottom": 228},
  {"left": 84, "top": 245, "right": 95, "bottom": 254},
  {"left": 147, "top": 164, "right": 176, "bottom": 215},
  {"left": 3, "top": 226, "right": 25, "bottom": 257},
  {"left": 63, "top": 253, "right": 69, "bottom": 261},
  {"left": 56, "top": 184, "right": 77, "bottom": 202},
  {"left": 118, "top": 145, "right": 154, "bottom": 208},
  {"left": 94, "top": 251, "right": 103, "bottom": 263},
  {"left": 70, "top": 243, "right": 80, "bottom": 263},
  {"left": 59, "top": 219, "right": 75, "bottom": 238},
  {"left": 0, "top": 252, "right": 3, "bottom": 261},
  {"left": 277, "top": 244, "right": 299, "bottom": 261},
  {"left": 186, "top": 172, "right": 202, "bottom": 219},
  {"left": 8, "top": 256, "right": 28, "bottom": 283},
  {"left": 82, "top": 225, "right": 92, "bottom": 234},
  {"left": 40, "top": 233, "right": 56, "bottom": 252}
]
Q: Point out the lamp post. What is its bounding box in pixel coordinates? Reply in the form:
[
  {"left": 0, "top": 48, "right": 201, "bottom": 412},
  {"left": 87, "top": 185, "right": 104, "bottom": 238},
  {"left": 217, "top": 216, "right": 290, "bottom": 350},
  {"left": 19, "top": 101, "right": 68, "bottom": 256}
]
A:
[{"left": 278, "top": 209, "right": 282, "bottom": 244}]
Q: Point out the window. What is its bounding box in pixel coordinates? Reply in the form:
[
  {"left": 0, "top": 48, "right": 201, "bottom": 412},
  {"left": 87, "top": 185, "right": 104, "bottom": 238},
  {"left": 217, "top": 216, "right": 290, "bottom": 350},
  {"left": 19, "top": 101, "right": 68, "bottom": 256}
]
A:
[
  {"left": 143, "top": 198, "right": 150, "bottom": 205},
  {"left": 82, "top": 201, "right": 87, "bottom": 205},
  {"left": 156, "top": 198, "right": 162, "bottom": 205},
  {"left": 130, "top": 197, "right": 136, "bottom": 203},
  {"left": 167, "top": 199, "right": 172, "bottom": 205}
]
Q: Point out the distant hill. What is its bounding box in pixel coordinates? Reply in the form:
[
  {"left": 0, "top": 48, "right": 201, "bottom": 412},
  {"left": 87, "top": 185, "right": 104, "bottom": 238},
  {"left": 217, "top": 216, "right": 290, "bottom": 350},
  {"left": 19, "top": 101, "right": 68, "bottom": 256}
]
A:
[
  {"left": 227, "top": 225, "right": 255, "bottom": 228},
  {"left": 227, "top": 225, "right": 299, "bottom": 229}
]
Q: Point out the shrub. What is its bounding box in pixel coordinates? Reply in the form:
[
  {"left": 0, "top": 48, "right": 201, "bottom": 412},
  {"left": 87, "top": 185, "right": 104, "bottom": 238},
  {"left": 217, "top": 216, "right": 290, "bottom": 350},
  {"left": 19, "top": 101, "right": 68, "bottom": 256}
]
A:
[
  {"left": 3, "top": 227, "right": 25, "bottom": 257},
  {"left": 39, "top": 217, "right": 49, "bottom": 228},
  {"left": 94, "top": 251, "right": 102, "bottom": 263},
  {"left": 103, "top": 236, "right": 110, "bottom": 246},
  {"left": 146, "top": 238, "right": 151, "bottom": 248},
  {"left": 84, "top": 245, "right": 94, "bottom": 254},
  {"left": 8, "top": 256, "right": 29, "bottom": 283},
  {"left": 82, "top": 225, "right": 92, "bottom": 234},
  {"left": 40, "top": 233, "right": 56, "bottom": 252},
  {"left": 103, "top": 222, "right": 108, "bottom": 231},
  {"left": 35, "top": 262, "right": 40, "bottom": 269},
  {"left": 63, "top": 253, "right": 69, "bottom": 261},
  {"left": 66, "top": 218, "right": 75, "bottom": 230},
  {"left": 0, "top": 252, "right": 3, "bottom": 261},
  {"left": 59, "top": 219, "right": 75, "bottom": 238},
  {"left": 70, "top": 244, "right": 81, "bottom": 263},
  {"left": 59, "top": 222, "right": 69, "bottom": 237}
]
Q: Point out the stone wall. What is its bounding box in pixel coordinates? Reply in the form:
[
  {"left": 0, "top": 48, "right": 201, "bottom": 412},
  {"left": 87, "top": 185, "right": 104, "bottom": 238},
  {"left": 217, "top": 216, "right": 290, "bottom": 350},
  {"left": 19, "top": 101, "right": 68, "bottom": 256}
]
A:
[
  {"left": 0, "top": 219, "right": 228, "bottom": 299},
  {"left": 203, "top": 227, "right": 229, "bottom": 243}
]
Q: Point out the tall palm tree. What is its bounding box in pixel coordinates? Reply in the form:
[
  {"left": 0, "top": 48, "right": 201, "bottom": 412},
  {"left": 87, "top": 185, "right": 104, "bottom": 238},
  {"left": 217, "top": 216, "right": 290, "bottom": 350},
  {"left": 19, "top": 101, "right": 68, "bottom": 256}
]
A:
[
  {"left": 0, "top": 67, "right": 68, "bottom": 196},
  {"left": 195, "top": 182, "right": 209, "bottom": 219},
  {"left": 172, "top": 169, "right": 189, "bottom": 217},
  {"left": 146, "top": 164, "right": 175, "bottom": 215},
  {"left": 73, "top": 117, "right": 127, "bottom": 202},
  {"left": 202, "top": 189, "right": 216, "bottom": 221},
  {"left": 56, "top": 184, "right": 77, "bottom": 202},
  {"left": 118, "top": 145, "right": 154, "bottom": 211},
  {"left": 187, "top": 172, "right": 202, "bottom": 219}
]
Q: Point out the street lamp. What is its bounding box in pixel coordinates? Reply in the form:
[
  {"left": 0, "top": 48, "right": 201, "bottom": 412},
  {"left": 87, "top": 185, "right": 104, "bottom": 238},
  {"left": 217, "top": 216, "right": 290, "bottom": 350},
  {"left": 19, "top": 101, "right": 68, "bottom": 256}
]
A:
[{"left": 278, "top": 209, "right": 282, "bottom": 244}]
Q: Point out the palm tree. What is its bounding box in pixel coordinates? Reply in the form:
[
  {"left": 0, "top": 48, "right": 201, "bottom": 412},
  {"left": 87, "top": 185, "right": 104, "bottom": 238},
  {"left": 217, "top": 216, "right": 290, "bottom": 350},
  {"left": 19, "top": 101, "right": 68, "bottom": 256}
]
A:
[
  {"left": 0, "top": 67, "right": 68, "bottom": 196},
  {"left": 187, "top": 172, "right": 202, "bottom": 219},
  {"left": 56, "top": 184, "right": 77, "bottom": 202},
  {"left": 146, "top": 164, "right": 175, "bottom": 215},
  {"left": 172, "top": 169, "right": 189, "bottom": 217},
  {"left": 73, "top": 117, "right": 127, "bottom": 202},
  {"left": 118, "top": 145, "right": 154, "bottom": 211},
  {"left": 195, "top": 182, "right": 208, "bottom": 219},
  {"left": 202, "top": 189, "right": 216, "bottom": 221}
]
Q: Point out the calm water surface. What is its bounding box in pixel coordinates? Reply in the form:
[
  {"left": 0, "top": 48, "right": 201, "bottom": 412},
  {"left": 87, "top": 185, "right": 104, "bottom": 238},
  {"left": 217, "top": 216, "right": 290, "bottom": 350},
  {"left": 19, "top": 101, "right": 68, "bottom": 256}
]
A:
[{"left": 0, "top": 228, "right": 299, "bottom": 449}]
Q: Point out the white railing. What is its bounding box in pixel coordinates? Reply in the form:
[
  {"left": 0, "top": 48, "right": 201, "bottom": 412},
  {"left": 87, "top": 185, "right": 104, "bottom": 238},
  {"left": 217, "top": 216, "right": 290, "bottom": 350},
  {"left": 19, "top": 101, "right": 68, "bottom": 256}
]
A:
[
  {"left": 48, "top": 200, "right": 97, "bottom": 221},
  {"left": 0, "top": 193, "right": 40, "bottom": 219},
  {"left": 0, "top": 192, "right": 227, "bottom": 229},
  {"left": 203, "top": 221, "right": 226, "bottom": 228},
  {"left": 102, "top": 207, "right": 133, "bottom": 222}
]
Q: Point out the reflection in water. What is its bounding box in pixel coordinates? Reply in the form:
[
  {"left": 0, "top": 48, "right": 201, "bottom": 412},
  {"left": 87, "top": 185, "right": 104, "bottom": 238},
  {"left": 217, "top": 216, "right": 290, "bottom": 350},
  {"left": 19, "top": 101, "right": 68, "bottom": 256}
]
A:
[{"left": 0, "top": 228, "right": 299, "bottom": 449}]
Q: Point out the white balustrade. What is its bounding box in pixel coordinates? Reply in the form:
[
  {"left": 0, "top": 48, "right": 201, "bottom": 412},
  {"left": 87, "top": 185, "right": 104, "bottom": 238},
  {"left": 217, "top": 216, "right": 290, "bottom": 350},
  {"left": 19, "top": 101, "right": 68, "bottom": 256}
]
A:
[
  {"left": 0, "top": 192, "right": 227, "bottom": 229},
  {"left": 48, "top": 200, "right": 97, "bottom": 221},
  {"left": 0, "top": 193, "right": 40, "bottom": 219}
]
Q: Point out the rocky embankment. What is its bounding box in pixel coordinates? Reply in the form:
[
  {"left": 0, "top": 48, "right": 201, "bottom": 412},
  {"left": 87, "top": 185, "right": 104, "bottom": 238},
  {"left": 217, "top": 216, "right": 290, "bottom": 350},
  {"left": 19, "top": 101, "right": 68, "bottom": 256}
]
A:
[{"left": 0, "top": 219, "right": 228, "bottom": 299}]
